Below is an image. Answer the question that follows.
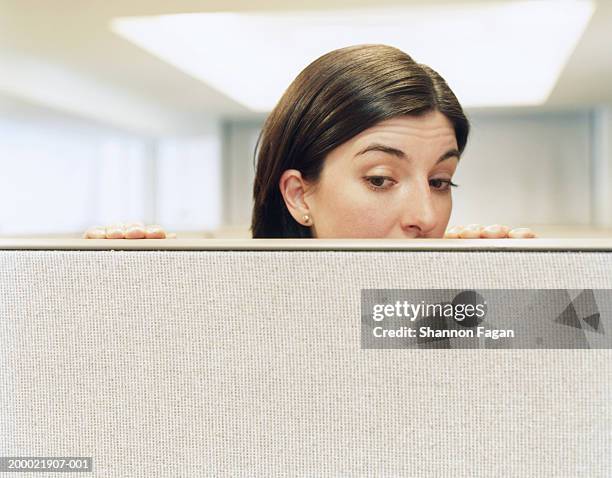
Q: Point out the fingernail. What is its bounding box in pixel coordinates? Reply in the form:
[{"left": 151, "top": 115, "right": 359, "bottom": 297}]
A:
[
  {"left": 508, "top": 228, "right": 536, "bottom": 238},
  {"left": 479, "top": 225, "right": 502, "bottom": 239},
  {"left": 125, "top": 226, "right": 146, "bottom": 239},
  {"left": 145, "top": 225, "right": 166, "bottom": 239},
  {"left": 105, "top": 226, "right": 125, "bottom": 239},
  {"left": 459, "top": 224, "right": 482, "bottom": 238},
  {"left": 444, "top": 225, "right": 463, "bottom": 238},
  {"left": 85, "top": 227, "right": 106, "bottom": 239}
]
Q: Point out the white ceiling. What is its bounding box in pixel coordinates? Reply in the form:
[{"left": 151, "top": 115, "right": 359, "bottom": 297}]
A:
[{"left": 1, "top": 0, "right": 611, "bottom": 134}]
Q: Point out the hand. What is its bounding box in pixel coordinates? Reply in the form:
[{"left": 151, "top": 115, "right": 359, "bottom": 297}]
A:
[
  {"left": 83, "top": 223, "right": 176, "bottom": 239},
  {"left": 444, "top": 224, "right": 536, "bottom": 239}
]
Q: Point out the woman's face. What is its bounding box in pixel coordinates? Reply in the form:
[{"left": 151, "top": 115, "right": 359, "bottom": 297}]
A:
[{"left": 299, "top": 110, "right": 460, "bottom": 238}]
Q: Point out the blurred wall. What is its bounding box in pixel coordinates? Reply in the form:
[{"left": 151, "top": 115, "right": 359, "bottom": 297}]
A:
[
  {"left": 451, "top": 110, "right": 592, "bottom": 227},
  {"left": 0, "top": 96, "right": 221, "bottom": 236}
]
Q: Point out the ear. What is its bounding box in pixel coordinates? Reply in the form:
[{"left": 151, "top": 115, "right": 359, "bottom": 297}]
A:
[{"left": 279, "top": 169, "right": 313, "bottom": 226}]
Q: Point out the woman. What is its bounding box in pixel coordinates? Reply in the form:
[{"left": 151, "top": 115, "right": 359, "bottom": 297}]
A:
[
  {"left": 251, "top": 44, "right": 535, "bottom": 240},
  {"left": 84, "top": 44, "right": 534, "bottom": 240}
]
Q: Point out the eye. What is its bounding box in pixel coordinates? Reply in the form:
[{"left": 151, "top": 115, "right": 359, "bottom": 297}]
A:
[
  {"left": 430, "top": 178, "right": 459, "bottom": 192},
  {"left": 364, "top": 176, "right": 396, "bottom": 191}
]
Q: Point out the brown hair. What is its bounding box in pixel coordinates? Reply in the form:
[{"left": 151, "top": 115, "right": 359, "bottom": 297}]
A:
[{"left": 251, "top": 44, "right": 469, "bottom": 238}]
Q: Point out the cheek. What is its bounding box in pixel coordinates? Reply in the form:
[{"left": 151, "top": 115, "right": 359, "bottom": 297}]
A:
[
  {"left": 431, "top": 198, "right": 452, "bottom": 236},
  {"left": 313, "top": 178, "right": 399, "bottom": 237}
]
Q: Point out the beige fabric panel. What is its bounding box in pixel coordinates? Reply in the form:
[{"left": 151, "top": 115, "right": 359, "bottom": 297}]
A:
[{"left": 1, "top": 250, "right": 611, "bottom": 477}]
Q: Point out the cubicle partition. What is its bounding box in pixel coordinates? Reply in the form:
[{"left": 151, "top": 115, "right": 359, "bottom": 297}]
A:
[{"left": 1, "top": 239, "right": 611, "bottom": 477}]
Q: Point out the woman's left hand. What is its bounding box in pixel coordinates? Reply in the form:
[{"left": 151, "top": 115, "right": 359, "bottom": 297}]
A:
[
  {"left": 444, "top": 224, "right": 537, "bottom": 239},
  {"left": 83, "top": 223, "right": 177, "bottom": 239}
]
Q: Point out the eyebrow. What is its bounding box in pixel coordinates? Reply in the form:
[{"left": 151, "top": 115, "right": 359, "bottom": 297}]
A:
[{"left": 354, "top": 143, "right": 460, "bottom": 163}]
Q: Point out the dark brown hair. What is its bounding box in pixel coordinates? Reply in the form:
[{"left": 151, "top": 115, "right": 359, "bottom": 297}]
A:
[{"left": 251, "top": 44, "right": 469, "bottom": 238}]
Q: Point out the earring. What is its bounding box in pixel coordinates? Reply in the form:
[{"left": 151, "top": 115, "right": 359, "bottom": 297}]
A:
[{"left": 303, "top": 214, "right": 312, "bottom": 225}]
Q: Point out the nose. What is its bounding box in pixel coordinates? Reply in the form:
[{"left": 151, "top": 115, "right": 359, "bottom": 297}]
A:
[{"left": 399, "top": 182, "right": 438, "bottom": 237}]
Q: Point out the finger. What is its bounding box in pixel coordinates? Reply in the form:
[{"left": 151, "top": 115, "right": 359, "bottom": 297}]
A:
[
  {"left": 145, "top": 225, "right": 166, "bottom": 239},
  {"left": 83, "top": 226, "right": 106, "bottom": 239},
  {"left": 480, "top": 224, "right": 507, "bottom": 239},
  {"left": 105, "top": 224, "right": 125, "bottom": 239},
  {"left": 458, "top": 224, "right": 483, "bottom": 239},
  {"left": 444, "top": 225, "right": 463, "bottom": 239},
  {"left": 124, "top": 224, "right": 146, "bottom": 239},
  {"left": 508, "top": 227, "right": 537, "bottom": 238}
]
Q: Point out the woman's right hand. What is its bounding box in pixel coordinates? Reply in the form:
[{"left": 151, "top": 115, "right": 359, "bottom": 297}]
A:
[
  {"left": 444, "top": 224, "right": 536, "bottom": 239},
  {"left": 83, "top": 223, "right": 176, "bottom": 239}
]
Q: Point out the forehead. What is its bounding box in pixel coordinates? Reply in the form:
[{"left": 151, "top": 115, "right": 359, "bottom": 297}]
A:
[{"left": 350, "top": 111, "right": 457, "bottom": 148}]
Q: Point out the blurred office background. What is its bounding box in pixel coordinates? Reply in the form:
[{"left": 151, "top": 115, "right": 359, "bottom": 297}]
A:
[{"left": 1, "top": 0, "right": 611, "bottom": 238}]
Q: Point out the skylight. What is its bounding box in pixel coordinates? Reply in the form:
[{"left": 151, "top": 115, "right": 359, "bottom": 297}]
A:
[{"left": 111, "top": 1, "right": 595, "bottom": 111}]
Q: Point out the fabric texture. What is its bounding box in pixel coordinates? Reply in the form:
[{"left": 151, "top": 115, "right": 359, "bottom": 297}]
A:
[{"left": 1, "top": 250, "right": 611, "bottom": 477}]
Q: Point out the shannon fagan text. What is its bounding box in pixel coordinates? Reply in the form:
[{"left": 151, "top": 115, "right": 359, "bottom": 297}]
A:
[{"left": 372, "top": 326, "right": 514, "bottom": 340}]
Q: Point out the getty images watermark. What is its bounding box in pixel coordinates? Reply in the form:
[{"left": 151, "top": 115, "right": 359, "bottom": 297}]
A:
[{"left": 361, "top": 289, "right": 612, "bottom": 349}]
